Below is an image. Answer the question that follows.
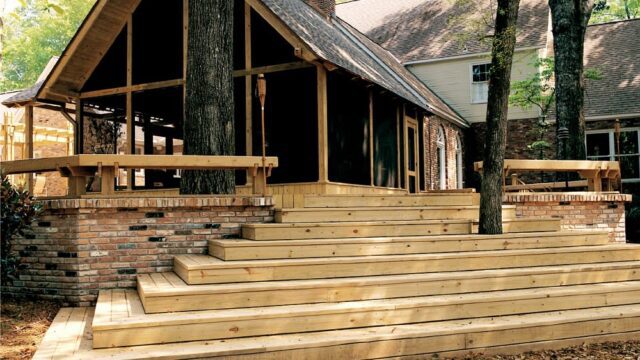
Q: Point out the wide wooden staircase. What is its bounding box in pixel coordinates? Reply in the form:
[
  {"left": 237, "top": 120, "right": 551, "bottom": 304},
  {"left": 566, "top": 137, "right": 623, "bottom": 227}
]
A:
[{"left": 35, "top": 193, "right": 640, "bottom": 359}]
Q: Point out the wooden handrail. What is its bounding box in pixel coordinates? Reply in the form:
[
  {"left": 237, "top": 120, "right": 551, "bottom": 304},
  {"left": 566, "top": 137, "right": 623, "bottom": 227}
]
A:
[
  {"left": 0, "top": 155, "right": 279, "bottom": 196},
  {"left": 474, "top": 159, "right": 621, "bottom": 193}
]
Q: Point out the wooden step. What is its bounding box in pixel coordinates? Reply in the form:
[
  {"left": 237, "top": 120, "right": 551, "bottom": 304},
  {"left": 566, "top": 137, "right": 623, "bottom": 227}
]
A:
[
  {"left": 472, "top": 217, "right": 561, "bottom": 233},
  {"left": 139, "top": 261, "right": 640, "bottom": 313},
  {"left": 242, "top": 219, "right": 473, "bottom": 240},
  {"left": 302, "top": 193, "right": 479, "bottom": 208},
  {"left": 94, "top": 282, "right": 640, "bottom": 348},
  {"left": 274, "top": 206, "right": 515, "bottom": 223},
  {"left": 210, "top": 231, "right": 608, "bottom": 260},
  {"left": 35, "top": 304, "right": 640, "bottom": 359},
  {"left": 175, "top": 244, "right": 640, "bottom": 284}
]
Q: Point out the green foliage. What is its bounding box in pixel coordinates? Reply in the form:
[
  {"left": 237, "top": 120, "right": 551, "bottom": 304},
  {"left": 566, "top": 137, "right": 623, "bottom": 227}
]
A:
[
  {"left": 0, "top": 0, "right": 94, "bottom": 92},
  {"left": 591, "top": 0, "right": 640, "bottom": 23},
  {"left": 510, "top": 57, "right": 602, "bottom": 159},
  {"left": 446, "top": 0, "right": 497, "bottom": 50},
  {"left": 1, "top": 177, "right": 43, "bottom": 285}
]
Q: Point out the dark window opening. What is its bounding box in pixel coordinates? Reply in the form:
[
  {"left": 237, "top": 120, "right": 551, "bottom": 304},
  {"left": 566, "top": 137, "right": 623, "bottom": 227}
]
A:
[{"left": 82, "top": 28, "right": 127, "bottom": 92}]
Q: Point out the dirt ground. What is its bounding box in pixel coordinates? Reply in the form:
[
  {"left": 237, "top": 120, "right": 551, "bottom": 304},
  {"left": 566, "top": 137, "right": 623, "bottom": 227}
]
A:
[
  {"left": 0, "top": 296, "right": 638, "bottom": 360},
  {"left": 0, "top": 296, "right": 61, "bottom": 360},
  {"left": 447, "top": 341, "right": 640, "bottom": 359}
]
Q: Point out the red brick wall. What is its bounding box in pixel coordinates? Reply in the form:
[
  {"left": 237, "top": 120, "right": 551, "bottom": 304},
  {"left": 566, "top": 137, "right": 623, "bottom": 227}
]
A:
[
  {"left": 423, "top": 115, "right": 465, "bottom": 190},
  {"left": 504, "top": 193, "right": 630, "bottom": 243},
  {"left": 5, "top": 196, "right": 274, "bottom": 306}
]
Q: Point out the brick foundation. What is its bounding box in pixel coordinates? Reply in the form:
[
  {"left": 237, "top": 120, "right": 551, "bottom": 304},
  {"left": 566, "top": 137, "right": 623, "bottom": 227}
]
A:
[
  {"left": 504, "top": 193, "right": 631, "bottom": 243},
  {"left": 4, "top": 196, "right": 274, "bottom": 306}
]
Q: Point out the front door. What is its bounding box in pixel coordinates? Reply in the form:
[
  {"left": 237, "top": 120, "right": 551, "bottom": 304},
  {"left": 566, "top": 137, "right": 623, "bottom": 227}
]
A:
[{"left": 405, "top": 118, "right": 420, "bottom": 193}]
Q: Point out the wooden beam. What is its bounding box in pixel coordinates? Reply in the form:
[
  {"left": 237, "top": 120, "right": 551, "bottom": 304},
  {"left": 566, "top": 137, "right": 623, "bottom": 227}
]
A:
[
  {"left": 316, "top": 65, "right": 328, "bottom": 183},
  {"left": 245, "top": 2, "right": 253, "bottom": 185},
  {"left": 369, "top": 90, "right": 374, "bottom": 186},
  {"left": 233, "top": 62, "right": 312, "bottom": 77},
  {"left": 79, "top": 79, "right": 185, "bottom": 99},
  {"left": 24, "top": 105, "right": 34, "bottom": 193}
]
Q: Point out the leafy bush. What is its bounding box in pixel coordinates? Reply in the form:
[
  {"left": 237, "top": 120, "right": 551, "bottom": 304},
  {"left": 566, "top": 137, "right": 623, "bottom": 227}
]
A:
[{"left": 1, "top": 177, "right": 43, "bottom": 285}]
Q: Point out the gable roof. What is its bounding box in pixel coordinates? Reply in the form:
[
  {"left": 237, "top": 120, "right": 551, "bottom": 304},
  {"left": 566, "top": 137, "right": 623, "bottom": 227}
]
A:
[
  {"left": 34, "top": 0, "right": 466, "bottom": 126},
  {"left": 261, "top": 0, "right": 466, "bottom": 125},
  {"left": 337, "top": 0, "right": 549, "bottom": 63},
  {"left": 584, "top": 19, "right": 640, "bottom": 119}
]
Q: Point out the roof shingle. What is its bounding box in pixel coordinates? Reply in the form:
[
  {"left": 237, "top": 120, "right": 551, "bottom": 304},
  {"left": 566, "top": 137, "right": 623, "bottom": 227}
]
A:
[
  {"left": 584, "top": 19, "right": 640, "bottom": 118},
  {"left": 337, "top": 0, "right": 549, "bottom": 63}
]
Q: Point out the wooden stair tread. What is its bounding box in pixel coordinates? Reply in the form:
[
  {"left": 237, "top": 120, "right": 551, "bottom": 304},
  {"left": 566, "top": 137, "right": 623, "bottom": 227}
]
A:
[
  {"left": 99, "top": 282, "right": 640, "bottom": 329},
  {"left": 140, "top": 261, "right": 640, "bottom": 297},
  {"left": 277, "top": 205, "right": 497, "bottom": 212},
  {"left": 35, "top": 303, "right": 640, "bottom": 359},
  {"left": 211, "top": 230, "right": 608, "bottom": 247},
  {"left": 176, "top": 244, "right": 640, "bottom": 270},
  {"left": 243, "top": 219, "right": 473, "bottom": 228}
]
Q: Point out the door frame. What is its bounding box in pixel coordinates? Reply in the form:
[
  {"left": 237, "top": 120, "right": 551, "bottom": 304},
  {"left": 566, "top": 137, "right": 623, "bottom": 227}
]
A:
[{"left": 404, "top": 116, "right": 420, "bottom": 193}]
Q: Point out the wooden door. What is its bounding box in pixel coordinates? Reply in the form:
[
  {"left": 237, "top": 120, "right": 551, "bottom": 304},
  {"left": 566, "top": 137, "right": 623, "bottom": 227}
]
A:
[{"left": 405, "top": 118, "right": 420, "bottom": 193}]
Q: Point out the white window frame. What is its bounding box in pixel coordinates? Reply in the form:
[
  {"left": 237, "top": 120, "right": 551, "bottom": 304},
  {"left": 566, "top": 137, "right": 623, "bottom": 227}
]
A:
[
  {"left": 586, "top": 127, "right": 640, "bottom": 183},
  {"left": 455, "top": 134, "right": 464, "bottom": 189},
  {"left": 469, "top": 62, "right": 491, "bottom": 104},
  {"left": 437, "top": 127, "right": 447, "bottom": 190}
]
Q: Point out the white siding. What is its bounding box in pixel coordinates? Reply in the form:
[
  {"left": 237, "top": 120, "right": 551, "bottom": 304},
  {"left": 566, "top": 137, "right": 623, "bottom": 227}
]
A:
[{"left": 408, "top": 49, "right": 542, "bottom": 123}]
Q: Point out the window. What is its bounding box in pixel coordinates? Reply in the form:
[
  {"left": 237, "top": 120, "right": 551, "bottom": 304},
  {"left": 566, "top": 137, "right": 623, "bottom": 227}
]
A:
[
  {"left": 455, "top": 134, "right": 463, "bottom": 189},
  {"left": 436, "top": 127, "right": 446, "bottom": 190},
  {"left": 586, "top": 128, "right": 640, "bottom": 182},
  {"left": 471, "top": 63, "right": 491, "bottom": 103}
]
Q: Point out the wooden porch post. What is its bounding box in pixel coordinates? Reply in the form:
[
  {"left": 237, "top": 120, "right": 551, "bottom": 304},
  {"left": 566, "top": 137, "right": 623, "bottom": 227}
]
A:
[
  {"left": 369, "top": 90, "right": 374, "bottom": 186},
  {"left": 245, "top": 2, "right": 254, "bottom": 186},
  {"left": 317, "top": 65, "right": 328, "bottom": 183},
  {"left": 125, "top": 14, "right": 134, "bottom": 190},
  {"left": 24, "top": 105, "right": 34, "bottom": 193}
]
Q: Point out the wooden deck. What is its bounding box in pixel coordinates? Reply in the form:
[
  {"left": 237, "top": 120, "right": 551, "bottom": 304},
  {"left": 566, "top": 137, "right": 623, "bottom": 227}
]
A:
[{"left": 32, "top": 192, "right": 640, "bottom": 359}]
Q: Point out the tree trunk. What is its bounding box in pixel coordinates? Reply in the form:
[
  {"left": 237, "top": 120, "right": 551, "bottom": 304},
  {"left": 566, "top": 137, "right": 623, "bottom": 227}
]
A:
[
  {"left": 181, "top": 0, "right": 235, "bottom": 194},
  {"left": 479, "top": 0, "right": 521, "bottom": 235},
  {"left": 549, "top": 0, "right": 595, "bottom": 160}
]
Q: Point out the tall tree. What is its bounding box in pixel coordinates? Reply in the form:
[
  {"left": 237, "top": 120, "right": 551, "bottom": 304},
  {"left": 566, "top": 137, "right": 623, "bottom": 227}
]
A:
[
  {"left": 181, "top": 0, "right": 235, "bottom": 194},
  {"left": 1, "top": 0, "right": 93, "bottom": 92},
  {"left": 549, "top": 0, "right": 596, "bottom": 160},
  {"left": 479, "top": 0, "right": 521, "bottom": 235}
]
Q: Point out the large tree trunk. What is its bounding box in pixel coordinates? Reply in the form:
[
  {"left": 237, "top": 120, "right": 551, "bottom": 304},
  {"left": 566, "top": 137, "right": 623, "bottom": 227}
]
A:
[
  {"left": 181, "top": 0, "right": 235, "bottom": 194},
  {"left": 479, "top": 0, "right": 521, "bottom": 235},
  {"left": 549, "top": 0, "right": 595, "bottom": 160}
]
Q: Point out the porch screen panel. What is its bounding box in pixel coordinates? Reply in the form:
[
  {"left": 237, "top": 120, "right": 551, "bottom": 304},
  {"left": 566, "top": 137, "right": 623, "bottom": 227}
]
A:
[
  {"left": 252, "top": 68, "right": 318, "bottom": 183},
  {"left": 373, "top": 93, "right": 399, "bottom": 188},
  {"left": 132, "top": 0, "right": 183, "bottom": 85},
  {"left": 327, "top": 72, "right": 370, "bottom": 185}
]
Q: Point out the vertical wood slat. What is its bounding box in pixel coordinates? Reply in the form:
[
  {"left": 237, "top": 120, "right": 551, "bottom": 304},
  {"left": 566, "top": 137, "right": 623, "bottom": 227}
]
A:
[{"left": 317, "top": 65, "right": 328, "bottom": 183}]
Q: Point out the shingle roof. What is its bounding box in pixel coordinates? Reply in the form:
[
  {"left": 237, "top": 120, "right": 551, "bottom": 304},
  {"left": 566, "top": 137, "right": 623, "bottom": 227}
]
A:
[
  {"left": 262, "top": 0, "right": 467, "bottom": 126},
  {"left": 337, "top": 0, "right": 549, "bottom": 63},
  {"left": 2, "top": 57, "right": 59, "bottom": 107},
  {"left": 584, "top": 19, "right": 640, "bottom": 118}
]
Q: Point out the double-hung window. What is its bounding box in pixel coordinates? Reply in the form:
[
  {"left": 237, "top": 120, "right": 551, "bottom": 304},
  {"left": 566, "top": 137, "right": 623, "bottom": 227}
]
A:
[
  {"left": 471, "top": 63, "right": 491, "bottom": 103},
  {"left": 586, "top": 128, "right": 640, "bottom": 182}
]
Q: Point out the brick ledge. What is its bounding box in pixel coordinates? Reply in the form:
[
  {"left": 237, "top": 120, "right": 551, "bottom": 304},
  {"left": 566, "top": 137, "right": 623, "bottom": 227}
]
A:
[
  {"left": 503, "top": 192, "right": 631, "bottom": 203},
  {"left": 43, "top": 195, "right": 274, "bottom": 209}
]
